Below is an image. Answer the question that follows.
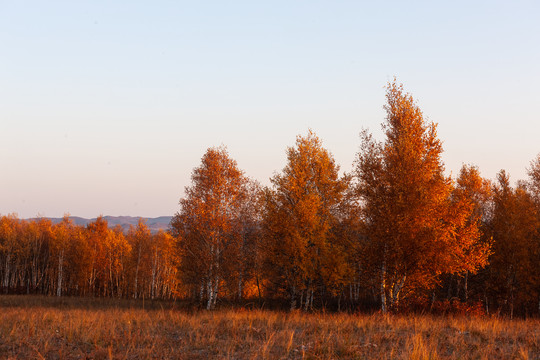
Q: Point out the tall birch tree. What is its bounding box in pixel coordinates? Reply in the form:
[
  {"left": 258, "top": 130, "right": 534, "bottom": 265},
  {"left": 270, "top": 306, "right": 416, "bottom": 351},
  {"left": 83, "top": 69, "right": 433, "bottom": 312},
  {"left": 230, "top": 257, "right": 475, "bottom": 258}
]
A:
[
  {"left": 355, "top": 80, "right": 490, "bottom": 312},
  {"left": 487, "top": 171, "right": 539, "bottom": 317},
  {"left": 171, "top": 146, "right": 250, "bottom": 309},
  {"left": 262, "top": 131, "right": 349, "bottom": 310}
]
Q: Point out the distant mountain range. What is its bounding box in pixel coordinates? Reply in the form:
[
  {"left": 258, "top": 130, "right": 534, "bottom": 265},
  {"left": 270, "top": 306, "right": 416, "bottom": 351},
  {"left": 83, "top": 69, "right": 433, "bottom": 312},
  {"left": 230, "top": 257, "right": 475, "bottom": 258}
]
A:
[{"left": 39, "top": 216, "right": 173, "bottom": 234}]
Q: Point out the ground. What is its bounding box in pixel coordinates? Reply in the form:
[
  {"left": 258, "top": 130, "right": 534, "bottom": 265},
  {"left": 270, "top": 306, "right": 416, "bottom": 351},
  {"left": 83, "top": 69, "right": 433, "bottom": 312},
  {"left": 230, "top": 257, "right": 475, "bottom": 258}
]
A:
[{"left": 0, "top": 296, "right": 538, "bottom": 359}]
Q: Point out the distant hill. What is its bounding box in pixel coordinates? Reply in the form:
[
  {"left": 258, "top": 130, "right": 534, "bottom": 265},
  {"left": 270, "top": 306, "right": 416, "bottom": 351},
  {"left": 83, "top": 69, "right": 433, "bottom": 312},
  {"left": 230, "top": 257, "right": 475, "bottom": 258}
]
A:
[{"left": 36, "top": 216, "right": 173, "bottom": 234}]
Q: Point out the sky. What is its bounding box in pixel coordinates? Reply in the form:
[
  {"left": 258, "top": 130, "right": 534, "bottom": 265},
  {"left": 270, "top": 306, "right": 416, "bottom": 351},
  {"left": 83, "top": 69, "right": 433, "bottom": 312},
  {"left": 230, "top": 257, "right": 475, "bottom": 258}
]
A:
[{"left": 1, "top": 1, "right": 539, "bottom": 218}]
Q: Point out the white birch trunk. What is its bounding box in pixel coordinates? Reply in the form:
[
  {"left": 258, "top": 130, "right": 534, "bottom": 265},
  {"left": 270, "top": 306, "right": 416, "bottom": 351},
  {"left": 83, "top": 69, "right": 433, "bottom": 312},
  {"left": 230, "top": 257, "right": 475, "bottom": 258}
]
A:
[
  {"left": 199, "top": 281, "right": 205, "bottom": 303},
  {"left": 380, "top": 260, "right": 387, "bottom": 313},
  {"left": 56, "top": 249, "right": 64, "bottom": 297},
  {"left": 3, "top": 254, "right": 11, "bottom": 289},
  {"left": 134, "top": 244, "right": 142, "bottom": 299},
  {"left": 237, "top": 272, "right": 243, "bottom": 300},
  {"left": 290, "top": 285, "right": 297, "bottom": 311},
  {"left": 212, "top": 275, "right": 219, "bottom": 308},
  {"left": 206, "top": 278, "right": 214, "bottom": 310},
  {"left": 390, "top": 275, "right": 406, "bottom": 309}
]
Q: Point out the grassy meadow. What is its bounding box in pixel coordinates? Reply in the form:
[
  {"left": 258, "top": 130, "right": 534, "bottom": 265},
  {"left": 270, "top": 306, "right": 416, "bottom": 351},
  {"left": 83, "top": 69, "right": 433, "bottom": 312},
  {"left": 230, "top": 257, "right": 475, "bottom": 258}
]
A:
[{"left": 0, "top": 296, "right": 538, "bottom": 359}]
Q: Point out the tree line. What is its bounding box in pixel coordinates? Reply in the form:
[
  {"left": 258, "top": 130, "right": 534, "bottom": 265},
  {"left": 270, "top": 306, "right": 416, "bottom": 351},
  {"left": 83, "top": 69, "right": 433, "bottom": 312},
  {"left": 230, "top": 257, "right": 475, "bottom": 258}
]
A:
[
  {"left": 0, "top": 216, "right": 178, "bottom": 299},
  {"left": 2, "top": 81, "right": 539, "bottom": 316}
]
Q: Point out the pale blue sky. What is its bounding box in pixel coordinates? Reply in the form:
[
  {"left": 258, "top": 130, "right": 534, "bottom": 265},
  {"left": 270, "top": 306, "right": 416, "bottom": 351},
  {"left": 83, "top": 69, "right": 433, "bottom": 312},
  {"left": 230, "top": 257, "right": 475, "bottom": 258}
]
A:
[{"left": 1, "top": 1, "right": 539, "bottom": 218}]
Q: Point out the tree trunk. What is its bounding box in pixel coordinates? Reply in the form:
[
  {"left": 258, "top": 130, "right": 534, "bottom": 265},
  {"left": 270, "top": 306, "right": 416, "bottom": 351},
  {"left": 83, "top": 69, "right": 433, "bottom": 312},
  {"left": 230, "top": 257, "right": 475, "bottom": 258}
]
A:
[
  {"left": 237, "top": 272, "right": 243, "bottom": 300},
  {"left": 380, "top": 260, "right": 387, "bottom": 313},
  {"left": 4, "top": 254, "right": 11, "bottom": 292},
  {"left": 134, "top": 244, "right": 142, "bottom": 299},
  {"left": 199, "top": 281, "right": 205, "bottom": 304},
  {"left": 212, "top": 275, "right": 219, "bottom": 308},
  {"left": 151, "top": 247, "right": 159, "bottom": 300},
  {"left": 464, "top": 271, "right": 468, "bottom": 301},
  {"left": 56, "top": 250, "right": 64, "bottom": 297},
  {"left": 206, "top": 278, "right": 214, "bottom": 310},
  {"left": 390, "top": 275, "right": 406, "bottom": 310},
  {"left": 256, "top": 275, "right": 261, "bottom": 301},
  {"left": 290, "top": 285, "right": 297, "bottom": 311}
]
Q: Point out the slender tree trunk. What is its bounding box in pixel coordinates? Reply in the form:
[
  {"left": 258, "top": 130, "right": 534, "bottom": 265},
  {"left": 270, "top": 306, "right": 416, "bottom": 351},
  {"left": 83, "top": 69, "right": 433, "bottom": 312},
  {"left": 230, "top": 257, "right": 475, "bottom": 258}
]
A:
[
  {"left": 134, "top": 244, "right": 142, "bottom": 299},
  {"left": 510, "top": 290, "right": 514, "bottom": 320},
  {"left": 390, "top": 275, "right": 406, "bottom": 310},
  {"left": 464, "top": 271, "right": 468, "bottom": 301},
  {"left": 237, "top": 272, "right": 243, "bottom": 300},
  {"left": 380, "top": 259, "right": 387, "bottom": 313},
  {"left": 304, "top": 287, "right": 314, "bottom": 311},
  {"left": 199, "top": 281, "right": 205, "bottom": 304},
  {"left": 290, "top": 285, "right": 297, "bottom": 311},
  {"left": 151, "top": 246, "right": 159, "bottom": 300},
  {"left": 212, "top": 275, "right": 219, "bottom": 308},
  {"left": 206, "top": 278, "right": 214, "bottom": 310},
  {"left": 56, "top": 250, "right": 64, "bottom": 297},
  {"left": 108, "top": 253, "right": 114, "bottom": 298},
  {"left": 256, "top": 275, "right": 261, "bottom": 301},
  {"left": 4, "top": 254, "right": 11, "bottom": 292}
]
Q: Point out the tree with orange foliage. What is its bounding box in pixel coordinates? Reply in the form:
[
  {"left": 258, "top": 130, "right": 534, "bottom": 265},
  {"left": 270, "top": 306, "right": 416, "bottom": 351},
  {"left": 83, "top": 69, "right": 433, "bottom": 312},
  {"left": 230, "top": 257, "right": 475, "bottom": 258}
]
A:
[
  {"left": 85, "top": 216, "right": 110, "bottom": 296},
  {"left": 355, "top": 81, "right": 490, "bottom": 312},
  {"left": 171, "top": 146, "right": 250, "bottom": 309},
  {"left": 24, "top": 218, "right": 52, "bottom": 293},
  {"left": 227, "top": 179, "right": 262, "bottom": 300},
  {"left": 50, "top": 216, "right": 73, "bottom": 296},
  {"left": 486, "top": 171, "right": 539, "bottom": 317},
  {"left": 149, "top": 230, "right": 178, "bottom": 299},
  {"left": 443, "top": 165, "right": 492, "bottom": 302},
  {"left": 104, "top": 225, "right": 130, "bottom": 298},
  {"left": 0, "top": 215, "right": 22, "bottom": 292},
  {"left": 127, "top": 219, "right": 152, "bottom": 299},
  {"left": 262, "top": 131, "right": 350, "bottom": 310}
]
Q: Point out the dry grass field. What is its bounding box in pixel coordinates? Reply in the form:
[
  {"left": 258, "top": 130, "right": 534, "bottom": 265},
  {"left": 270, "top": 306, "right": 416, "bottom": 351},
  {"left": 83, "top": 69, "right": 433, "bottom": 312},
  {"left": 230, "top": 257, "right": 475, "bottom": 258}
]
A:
[{"left": 0, "top": 296, "right": 538, "bottom": 359}]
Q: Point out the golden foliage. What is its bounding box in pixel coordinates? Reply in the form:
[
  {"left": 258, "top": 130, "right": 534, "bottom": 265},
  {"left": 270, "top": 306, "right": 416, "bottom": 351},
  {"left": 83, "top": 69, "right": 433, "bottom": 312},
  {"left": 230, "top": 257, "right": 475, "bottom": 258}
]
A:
[
  {"left": 355, "top": 80, "right": 491, "bottom": 312},
  {"left": 262, "top": 130, "right": 351, "bottom": 309}
]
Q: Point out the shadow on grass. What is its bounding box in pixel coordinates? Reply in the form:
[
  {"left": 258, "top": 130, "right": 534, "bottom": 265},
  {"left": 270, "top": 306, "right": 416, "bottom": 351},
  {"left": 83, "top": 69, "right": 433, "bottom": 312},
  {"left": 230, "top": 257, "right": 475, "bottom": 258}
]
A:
[{"left": 0, "top": 294, "right": 191, "bottom": 311}]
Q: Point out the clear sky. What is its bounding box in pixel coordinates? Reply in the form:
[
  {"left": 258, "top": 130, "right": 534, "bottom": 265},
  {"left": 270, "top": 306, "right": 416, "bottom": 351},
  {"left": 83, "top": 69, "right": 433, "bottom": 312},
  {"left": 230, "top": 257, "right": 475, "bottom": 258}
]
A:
[{"left": 1, "top": 1, "right": 539, "bottom": 218}]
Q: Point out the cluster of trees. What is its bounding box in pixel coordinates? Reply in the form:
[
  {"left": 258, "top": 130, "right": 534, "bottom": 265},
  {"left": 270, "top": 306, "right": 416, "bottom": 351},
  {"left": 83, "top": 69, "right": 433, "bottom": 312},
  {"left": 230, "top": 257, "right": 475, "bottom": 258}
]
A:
[
  {"left": 2, "top": 81, "right": 539, "bottom": 316},
  {"left": 171, "top": 81, "right": 540, "bottom": 316},
  {"left": 0, "top": 216, "right": 178, "bottom": 299}
]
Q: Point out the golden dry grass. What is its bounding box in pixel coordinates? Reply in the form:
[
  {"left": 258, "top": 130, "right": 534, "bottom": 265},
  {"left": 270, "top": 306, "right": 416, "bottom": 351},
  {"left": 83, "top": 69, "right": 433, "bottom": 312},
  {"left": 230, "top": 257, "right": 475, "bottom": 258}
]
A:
[{"left": 0, "top": 296, "right": 538, "bottom": 359}]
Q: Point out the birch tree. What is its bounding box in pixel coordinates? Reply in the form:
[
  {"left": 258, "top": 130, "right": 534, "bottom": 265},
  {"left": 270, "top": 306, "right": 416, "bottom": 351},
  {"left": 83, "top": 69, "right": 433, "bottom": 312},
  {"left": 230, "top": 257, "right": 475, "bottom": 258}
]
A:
[
  {"left": 171, "top": 146, "right": 250, "bottom": 309},
  {"left": 51, "top": 216, "right": 73, "bottom": 296},
  {"left": 127, "top": 220, "right": 151, "bottom": 299},
  {"left": 0, "top": 215, "right": 21, "bottom": 292},
  {"left": 86, "top": 217, "right": 109, "bottom": 296},
  {"left": 355, "top": 80, "right": 490, "bottom": 312},
  {"left": 487, "top": 171, "right": 539, "bottom": 317},
  {"left": 149, "top": 230, "right": 177, "bottom": 299},
  {"left": 262, "top": 131, "right": 349, "bottom": 310}
]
